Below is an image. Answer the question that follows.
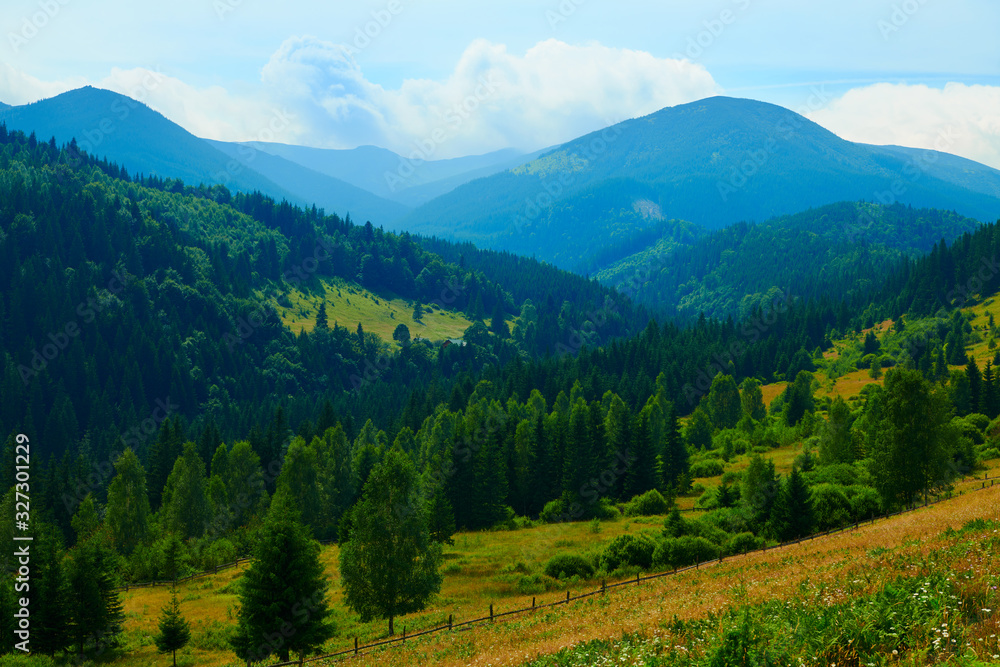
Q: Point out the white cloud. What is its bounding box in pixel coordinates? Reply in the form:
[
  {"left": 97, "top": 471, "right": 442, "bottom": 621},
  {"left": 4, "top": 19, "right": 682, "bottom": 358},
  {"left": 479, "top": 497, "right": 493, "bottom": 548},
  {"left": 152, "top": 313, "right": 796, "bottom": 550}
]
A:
[
  {"left": 808, "top": 82, "right": 1000, "bottom": 170},
  {"left": 258, "top": 36, "right": 720, "bottom": 156}
]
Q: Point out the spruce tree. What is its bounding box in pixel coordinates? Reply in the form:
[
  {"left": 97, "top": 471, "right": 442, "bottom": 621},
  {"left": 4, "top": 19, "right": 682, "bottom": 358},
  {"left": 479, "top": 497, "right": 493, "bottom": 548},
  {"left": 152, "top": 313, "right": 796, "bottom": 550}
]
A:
[
  {"left": 315, "top": 301, "right": 328, "bottom": 329},
  {"left": 340, "top": 449, "right": 442, "bottom": 636},
  {"left": 32, "top": 526, "right": 71, "bottom": 655},
  {"left": 231, "top": 489, "right": 334, "bottom": 663},
  {"left": 154, "top": 589, "right": 191, "bottom": 667}
]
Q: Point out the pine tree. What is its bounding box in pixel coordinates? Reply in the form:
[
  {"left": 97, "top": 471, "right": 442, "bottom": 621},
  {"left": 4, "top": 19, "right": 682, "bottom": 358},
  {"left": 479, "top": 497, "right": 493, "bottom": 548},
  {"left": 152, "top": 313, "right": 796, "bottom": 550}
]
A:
[
  {"left": 739, "top": 377, "right": 767, "bottom": 422},
  {"left": 154, "top": 589, "right": 191, "bottom": 667},
  {"left": 768, "top": 467, "right": 814, "bottom": 541},
  {"left": 427, "top": 483, "right": 456, "bottom": 545},
  {"left": 315, "top": 301, "right": 328, "bottom": 329},
  {"left": 966, "top": 356, "right": 982, "bottom": 412},
  {"left": 66, "top": 530, "right": 124, "bottom": 656},
  {"left": 231, "top": 489, "right": 334, "bottom": 663},
  {"left": 32, "top": 526, "right": 71, "bottom": 655},
  {"left": 340, "top": 449, "right": 442, "bottom": 636}
]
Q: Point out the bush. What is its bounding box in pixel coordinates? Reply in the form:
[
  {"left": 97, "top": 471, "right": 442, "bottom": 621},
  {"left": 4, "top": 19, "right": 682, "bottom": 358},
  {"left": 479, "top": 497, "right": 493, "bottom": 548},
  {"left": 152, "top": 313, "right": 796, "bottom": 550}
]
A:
[
  {"left": 689, "top": 459, "right": 725, "bottom": 478},
  {"left": 516, "top": 573, "right": 561, "bottom": 594},
  {"left": 539, "top": 498, "right": 566, "bottom": 523},
  {"left": 978, "top": 446, "right": 1000, "bottom": 461},
  {"left": 846, "top": 485, "right": 882, "bottom": 520},
  {"left": 199, "top": 537, "right": 238, "bottom": 570},
  {"left": 695, "top": 489, "right": 718, "bottom": 510},
  {"left": 725, "top": 531, "right": 765, "bottom": 555},
  {"left": 599, "top": 533, "right": 657, "bottom": 573},
  {"left": 653, "top": 536, "right": 720, "bottom": 569},
  {"left": 811, "top": 483, "right": 852, "bottom": 530},
  {"left": 624, "top": 489, "right": 670, "bottom": 517},
  {"left": 544, "top": 553, "right": 595, "bottom": 580},
  {"left": 807, "top": 463, "right": 867, "bottom": 487}
]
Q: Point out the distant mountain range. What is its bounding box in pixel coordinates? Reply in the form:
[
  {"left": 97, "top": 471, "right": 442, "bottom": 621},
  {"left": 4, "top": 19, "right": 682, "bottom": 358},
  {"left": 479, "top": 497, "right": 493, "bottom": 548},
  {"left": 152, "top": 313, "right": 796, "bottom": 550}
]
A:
[
  {"left": 398, "top": 96, "right": 1000, "bottom": 270},
  {"left": 5, "top": 89, "right": 1000, "bottom": 280},
  {"left": 0, "top": 87, "right": 537, "bottom": 224}
]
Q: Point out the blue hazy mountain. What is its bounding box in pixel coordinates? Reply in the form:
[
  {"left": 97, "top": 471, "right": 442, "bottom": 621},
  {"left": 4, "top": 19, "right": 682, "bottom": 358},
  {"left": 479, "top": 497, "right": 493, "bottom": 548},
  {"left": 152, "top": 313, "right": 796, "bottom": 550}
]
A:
[
  {"left": 249, "top": 141, "right": 542, "bottom": 206},
  {"left": 205, "top": 140, "right": 410, "bottom": 223},
  {"left": 0, "top": 87, "right": 407, "bottom": 225},
  {"left": 398, "top": 96, "right": 1000, "bottom": 270}
]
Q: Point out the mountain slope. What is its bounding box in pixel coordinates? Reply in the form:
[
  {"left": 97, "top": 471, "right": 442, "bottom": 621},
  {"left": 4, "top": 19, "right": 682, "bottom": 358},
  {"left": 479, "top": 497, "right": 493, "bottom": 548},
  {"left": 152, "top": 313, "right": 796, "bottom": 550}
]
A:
[
  {"left": 206, "top": 140, "right": 410, "bottom": 223},
  {"left": 0, "top": 86, "right": 303, "bottom": 201},
  {"left": 399, "top": 96, "right": 1000, "bottom": 269},
  {"left": 595, "top": 200, "right": 981, "bottom": 321},
  {"left": 251, "top": 142, "right": 542, "bottom": 206}
]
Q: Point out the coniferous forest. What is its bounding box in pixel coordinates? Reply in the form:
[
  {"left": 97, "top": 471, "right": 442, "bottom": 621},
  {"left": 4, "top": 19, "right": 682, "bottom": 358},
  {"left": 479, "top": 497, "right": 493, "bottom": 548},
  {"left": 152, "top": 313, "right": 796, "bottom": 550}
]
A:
[{"left": 2, "top": 109, "right": 1000, "bottom": 662}]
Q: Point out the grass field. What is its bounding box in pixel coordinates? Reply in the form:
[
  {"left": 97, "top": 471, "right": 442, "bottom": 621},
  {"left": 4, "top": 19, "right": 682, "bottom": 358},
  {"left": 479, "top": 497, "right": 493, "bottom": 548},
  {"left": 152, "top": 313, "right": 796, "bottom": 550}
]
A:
[{"left": 269, "top": 277, "right": 474, "bottom": 344}]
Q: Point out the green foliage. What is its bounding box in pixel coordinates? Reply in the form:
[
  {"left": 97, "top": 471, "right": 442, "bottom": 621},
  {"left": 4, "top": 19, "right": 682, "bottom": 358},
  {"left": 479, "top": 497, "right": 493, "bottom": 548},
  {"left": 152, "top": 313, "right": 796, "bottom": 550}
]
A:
[
  {"left": 652, "top": 535, "right": 720, "bottom": 569},
  {"left": 162, "top": 442, "right": 208, "bottom": 539},
  {"left": 599, "top": 533, "right": 657, "bottom": 573},
  {"left": 105, "top": 448, "right": 151, "bottom": 554},
  {"left": 623, "top": 489, "right": 670, "bottom": 517},
  {"left": 689, "top": 459, "right": 725, "bottom": 478},
  {"left": 339, "top": 449, "right": 442, "bottom": 636},
  {"left": 685, "top": 407, "right": 713, "bottom": 450},
  {"left": 154, "top": 589, "right": 191, "bottom": 666},
  {"left": 544, "top": 553, "right": 595, "bottom": 580},
  {"left": 232, "top": 490, "right": 333, "bottom": 663}
]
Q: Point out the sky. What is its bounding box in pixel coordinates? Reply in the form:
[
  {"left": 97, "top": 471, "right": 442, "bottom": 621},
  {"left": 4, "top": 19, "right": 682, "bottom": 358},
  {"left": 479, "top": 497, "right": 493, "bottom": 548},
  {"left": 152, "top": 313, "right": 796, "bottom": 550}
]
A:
[{"left": 2, "top": 0, "right": 999, "bottom": 166}]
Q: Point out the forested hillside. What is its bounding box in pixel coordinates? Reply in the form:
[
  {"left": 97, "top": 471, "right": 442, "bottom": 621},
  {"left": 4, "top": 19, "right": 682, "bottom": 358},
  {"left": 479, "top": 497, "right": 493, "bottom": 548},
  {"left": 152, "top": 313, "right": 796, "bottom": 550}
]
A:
[{"left": 597, "top": 201, "right": 982, "bottom": 321}]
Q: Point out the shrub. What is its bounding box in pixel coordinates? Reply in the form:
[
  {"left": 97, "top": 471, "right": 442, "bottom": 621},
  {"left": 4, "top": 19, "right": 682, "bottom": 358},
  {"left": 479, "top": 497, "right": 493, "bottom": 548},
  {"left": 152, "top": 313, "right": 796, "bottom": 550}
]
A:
[
  {"left": 978, "top": 446, "right": 1000, "bottom": 461},
  {"left": 653, "top": 536, "right": 719, "bottom": 569},
  {"left": 689, "top": 459, "right": 725, "bottom": 478},
  {"left": 811, "top": 483, "right": 852, "bottom": 530},
  {"left": 624, "top": 489, "right": 670, "bottom": 517},
  {"left": 544, "top": 553, "right": 595, "bottom": 580},
  {"left": 846, "top": 485, "right": 882, "bottom": 520},
  {"left": 599, "top": 533, "right": 657, "bottom": 573},
  {"left": 807, "top": 463, "right": 867, "bottom": 487},
  {"left": 540, "top": 498, "right": 566, "bottom": 523},
  {"left": 725, "top": 531, "right": 765, "bottom": 555},
  {"left": 695, "top": 489, "right": 718, "bottom": 510},
  {"left": 516, "top": 573, "right": 560, "bottom": 594},
  {"left": 199, "top": 537, "right": 238, "bottom": 570}
]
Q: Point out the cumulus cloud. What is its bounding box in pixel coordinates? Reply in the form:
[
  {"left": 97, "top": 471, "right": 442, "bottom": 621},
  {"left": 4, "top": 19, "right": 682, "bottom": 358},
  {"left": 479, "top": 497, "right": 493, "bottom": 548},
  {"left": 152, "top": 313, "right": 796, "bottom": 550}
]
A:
[
  {"left": 808, "top": 82, "right": 1000, "bottom": 170},
  {"left": 258, "top": 36, "right": 720, "bottom": 156}
]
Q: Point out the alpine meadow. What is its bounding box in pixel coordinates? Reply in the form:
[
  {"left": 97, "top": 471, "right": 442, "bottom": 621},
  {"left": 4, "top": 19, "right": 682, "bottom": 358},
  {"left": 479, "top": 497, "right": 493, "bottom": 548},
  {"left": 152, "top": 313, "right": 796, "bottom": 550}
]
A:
[{"left": 1, "top": 2, "right": 1000, "bottom": 666}]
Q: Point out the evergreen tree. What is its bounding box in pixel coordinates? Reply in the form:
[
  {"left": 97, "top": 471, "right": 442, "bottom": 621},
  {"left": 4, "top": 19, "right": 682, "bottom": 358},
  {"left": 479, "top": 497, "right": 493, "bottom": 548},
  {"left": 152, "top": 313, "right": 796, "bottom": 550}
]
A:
[
  {"left": 966, "top": 356, "right": 982, "bottom": 412},
  {"left": 66, "top": 530, "right": 124, "bottom": 656},
  {"left": 393, "top": 322, "right": 411, "bottom": 346},
  {"left": 154, "top": 589, "right": 191, "bottom": 667},
  {"left": 105, "top": 448, "right": 151, "bottom": 554},
  {"left": 340, "top": 449, "right": 442, "bottom": 636},
  {"left": 426, "top": 483, "right": 456, "bottom": 545},
  {"left": 231, "top": 489, "right": 334, "bottom": 663},
  {"left": 783, "top": 371, "right": 815, "bottom": 426},
  {"left": 768, "top": 467, "right": 814, "bottom": 541},
  {"left": 490, "top": 303, "right": 510, "bottom": 338},
  {"left": 275, "top": 437, "right": 322, "bottom": 535},
  {"left": 982, "top": 360, "right": 999, "bottom": 418},
  {"left": 32, "top": 526, "right": 71, "bottom": 656},
  {"left": 315, "top": 301, "right": 328, "bottom": 329},
  {"left": 741, "top": 454, "right": 778, "bottom": 529},
  {"left": 412, "top": 302, "right": 424, "bottom": 322}
]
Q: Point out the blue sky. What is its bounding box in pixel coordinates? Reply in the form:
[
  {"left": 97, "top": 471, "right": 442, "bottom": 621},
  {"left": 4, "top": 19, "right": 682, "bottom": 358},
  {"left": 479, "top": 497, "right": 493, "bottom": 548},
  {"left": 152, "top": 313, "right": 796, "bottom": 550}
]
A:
[{"left": 3, "top": 0, "right": 999, "bottom": 166}]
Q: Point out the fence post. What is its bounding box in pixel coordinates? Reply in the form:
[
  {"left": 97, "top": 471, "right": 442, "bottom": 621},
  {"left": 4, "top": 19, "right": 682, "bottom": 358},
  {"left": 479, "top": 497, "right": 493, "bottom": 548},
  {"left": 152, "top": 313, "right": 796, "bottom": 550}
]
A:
[
  {"left": 602, "top": 579, "right": 606, "bottom": 595},
  {"left": 531, "top": 597, "right": 535, "bottom": 609},
  {"left": 448, "top": 613, "right": 453, "bottom": 630},
  {"left": 354, "top": 637, "right": 358, "bottom": 655},
  {"left": 489, "top": 604, "right": 493, "bottom": 622},
  {"left": 566, "top": 590, "right": 570, "bottom": 604},
  {"left": 637, "top": 571, "right": 641, "bottom": 584},
  {"left": 403, "top": 626, "right": 406, "bottom": 641}
]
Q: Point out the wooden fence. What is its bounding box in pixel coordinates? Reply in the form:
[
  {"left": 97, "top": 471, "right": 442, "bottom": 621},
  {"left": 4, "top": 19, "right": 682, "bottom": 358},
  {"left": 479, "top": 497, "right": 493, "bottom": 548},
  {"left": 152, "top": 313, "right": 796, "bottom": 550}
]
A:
[{"left": 255, "top": 475, "right": 998, "bottom": 665}]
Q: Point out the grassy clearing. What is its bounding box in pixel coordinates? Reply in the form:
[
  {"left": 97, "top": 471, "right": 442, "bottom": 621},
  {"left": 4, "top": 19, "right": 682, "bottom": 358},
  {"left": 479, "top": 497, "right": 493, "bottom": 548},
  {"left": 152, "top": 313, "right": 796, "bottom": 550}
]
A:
[{"left": 269, "top": 277, "right": 473, "bottom": 343}]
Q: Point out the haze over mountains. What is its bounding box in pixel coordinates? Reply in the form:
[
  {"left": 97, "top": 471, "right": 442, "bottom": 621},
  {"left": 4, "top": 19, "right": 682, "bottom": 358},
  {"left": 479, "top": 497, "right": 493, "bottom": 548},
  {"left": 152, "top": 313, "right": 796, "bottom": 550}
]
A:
[{"left": 3, "top": 88, "right": 1000, "bottom": 283}]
